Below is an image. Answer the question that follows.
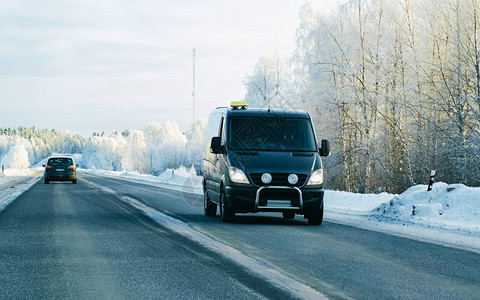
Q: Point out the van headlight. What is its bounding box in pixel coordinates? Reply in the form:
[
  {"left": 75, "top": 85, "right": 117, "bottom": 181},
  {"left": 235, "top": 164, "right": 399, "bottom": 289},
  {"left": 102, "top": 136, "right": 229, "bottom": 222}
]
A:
[
  {"left": 229, "top": 167, "right": 249, "bottom": 184},
  {"left": 307, "top": 169, "right": 323, "bottom": 185}
]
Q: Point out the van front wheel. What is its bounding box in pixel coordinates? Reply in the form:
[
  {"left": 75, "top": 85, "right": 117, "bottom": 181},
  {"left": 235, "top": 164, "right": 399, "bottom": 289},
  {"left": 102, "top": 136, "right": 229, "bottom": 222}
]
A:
[
  {"left": 220, "top": 188, "right": 235, "bottom": 223},
  {"left": 204, "top": 190, "right": 217, "bottom": 216},
  {"left": 307, "top": 205, "right": 324, "bottom": 225}
]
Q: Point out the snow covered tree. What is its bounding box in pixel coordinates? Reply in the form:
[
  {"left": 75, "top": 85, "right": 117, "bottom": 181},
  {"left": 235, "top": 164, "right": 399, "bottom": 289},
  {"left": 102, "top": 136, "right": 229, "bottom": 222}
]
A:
[
  {"left": 243, "top": 54, "right": 294, "bottom": 109},
  {"left": 279, "top": 0, "right": 480, "bottom": 191},
  {"left": 0, "top": 143, "right": 30, "bottom": 169}
]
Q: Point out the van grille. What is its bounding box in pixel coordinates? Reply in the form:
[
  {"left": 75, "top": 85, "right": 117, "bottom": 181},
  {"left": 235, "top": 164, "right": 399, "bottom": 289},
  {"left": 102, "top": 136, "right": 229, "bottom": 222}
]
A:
[{"left": 249, "top": 173, "right": 307, "bottom": 187}]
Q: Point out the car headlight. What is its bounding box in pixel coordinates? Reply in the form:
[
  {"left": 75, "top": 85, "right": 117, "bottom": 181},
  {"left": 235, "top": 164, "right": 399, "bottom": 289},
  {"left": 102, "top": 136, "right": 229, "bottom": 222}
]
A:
[
  {"left": 307, "top": 169, "right": 323, "bottom": 185},
  {"left": 229, "top": 167, "right": 249, "bottom": 184}
]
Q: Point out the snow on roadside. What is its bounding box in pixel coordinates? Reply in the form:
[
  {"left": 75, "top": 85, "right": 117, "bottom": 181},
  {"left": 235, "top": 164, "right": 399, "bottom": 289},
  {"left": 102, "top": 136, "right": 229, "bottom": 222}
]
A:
[
  {"left": 373, "top": 183, "right": 480, "bottom": 232},
  {"left": 327, "top": 183, "right": 480, "bottom": 252},
  {"left": 325, "top": 190, "right": 394, "bottom": 215},
  {"left": 0, "top": 167, "right": 43, "bottom": 212},
  {"left": 326, "top": 183, "right": 480, "bottom": 233},
  {"left": 83, "top": 166, "right": 203, "bottom": 194}
]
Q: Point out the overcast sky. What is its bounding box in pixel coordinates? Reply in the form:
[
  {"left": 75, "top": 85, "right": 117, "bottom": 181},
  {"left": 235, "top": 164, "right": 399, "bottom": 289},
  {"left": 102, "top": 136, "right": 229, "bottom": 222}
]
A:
[{"left": 0, "top": 0, "right": 338, "bottom": 137}]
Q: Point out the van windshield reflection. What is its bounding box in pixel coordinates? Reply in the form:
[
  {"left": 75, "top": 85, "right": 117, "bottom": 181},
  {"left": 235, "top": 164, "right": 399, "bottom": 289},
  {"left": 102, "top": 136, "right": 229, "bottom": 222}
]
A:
[{"left": 228, "top": 117, "right": 316, "bottom": 152}]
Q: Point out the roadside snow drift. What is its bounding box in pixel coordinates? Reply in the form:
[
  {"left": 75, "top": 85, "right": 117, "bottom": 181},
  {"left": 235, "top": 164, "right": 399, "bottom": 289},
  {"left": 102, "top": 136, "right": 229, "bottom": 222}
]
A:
[
  {"left": 374, "top": 183, "right": 480, "bottom": 232},
  {"left": 0, "top": 167, "right": 43, "bottom": 212},
  {"left": 86, "top": 166, "right": 203, "bottom": 194},
  {"left": 325, "top": 191, "right": 394, "bottom": 214}
]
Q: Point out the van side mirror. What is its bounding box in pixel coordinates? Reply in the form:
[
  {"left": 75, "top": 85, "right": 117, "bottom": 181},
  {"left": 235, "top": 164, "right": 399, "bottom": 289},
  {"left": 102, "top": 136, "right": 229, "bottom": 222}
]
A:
[
  {"left": 42, "top": 164, "right": 46, "bottom": 167},
  {"left": 210, "top": 137, "right": 224, "bottom": 154},
  {"left": 319, "top": 139, "right": 330, "bottom": 156}
]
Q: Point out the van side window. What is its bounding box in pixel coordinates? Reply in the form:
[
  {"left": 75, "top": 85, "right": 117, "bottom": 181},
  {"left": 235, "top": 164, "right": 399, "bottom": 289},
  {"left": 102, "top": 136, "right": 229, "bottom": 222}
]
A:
[
  {"left": 203, "top": 112, "right": 222, "bottom": 149},
  {"left": 220, "top": 116, "right": 226, "bottom": 146}
]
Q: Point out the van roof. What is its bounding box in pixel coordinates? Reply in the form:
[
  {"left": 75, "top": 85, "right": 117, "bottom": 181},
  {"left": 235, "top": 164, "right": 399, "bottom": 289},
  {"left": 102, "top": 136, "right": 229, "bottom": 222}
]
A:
[{"left": 214, "top": 107, "right": 311, "bottom": 119}]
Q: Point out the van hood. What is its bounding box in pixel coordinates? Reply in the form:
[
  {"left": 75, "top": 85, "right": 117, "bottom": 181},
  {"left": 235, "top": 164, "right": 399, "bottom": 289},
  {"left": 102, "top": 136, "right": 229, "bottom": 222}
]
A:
[{"left": 228, "top": 151, "right": 317, "bottom": 175}]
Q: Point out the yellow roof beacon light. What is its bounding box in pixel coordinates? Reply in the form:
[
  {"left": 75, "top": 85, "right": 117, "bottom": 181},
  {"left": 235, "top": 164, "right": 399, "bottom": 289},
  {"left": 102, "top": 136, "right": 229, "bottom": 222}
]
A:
[{"left": 230, "top": 101, "right": 248, "bottom": 110}]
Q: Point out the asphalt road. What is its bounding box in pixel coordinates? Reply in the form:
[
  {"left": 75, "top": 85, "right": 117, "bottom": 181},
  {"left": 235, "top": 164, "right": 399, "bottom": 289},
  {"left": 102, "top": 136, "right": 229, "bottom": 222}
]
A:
[
  {"left": 0, "top": 175, "right": 293, "bottom": 299},
  {"left": 1, "top": 172, "right": 480, "bottom": 299}
]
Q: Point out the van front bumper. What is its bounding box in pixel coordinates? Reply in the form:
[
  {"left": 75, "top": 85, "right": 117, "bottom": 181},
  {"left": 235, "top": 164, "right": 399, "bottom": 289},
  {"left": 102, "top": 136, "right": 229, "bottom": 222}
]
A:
[{"left": 224, "top": 185, "right": 324, "bottom": 214}]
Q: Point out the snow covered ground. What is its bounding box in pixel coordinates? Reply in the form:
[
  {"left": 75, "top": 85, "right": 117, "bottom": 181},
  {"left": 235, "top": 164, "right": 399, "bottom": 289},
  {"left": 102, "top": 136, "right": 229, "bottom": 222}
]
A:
[
  {"left": 325, "top": 184, "right": 480, "bottom": 234},
  {"left": 0, "top": 168, "right": 43, "bottom": 213},
  {"left": 324, "top": 186, "right": 480, "bottom": 253},
  {"left": 85, "top": 166, "right": 203, "bottom": 195},
  {"left": 1, "top": 166, "right": 479, "bottom": 252}
]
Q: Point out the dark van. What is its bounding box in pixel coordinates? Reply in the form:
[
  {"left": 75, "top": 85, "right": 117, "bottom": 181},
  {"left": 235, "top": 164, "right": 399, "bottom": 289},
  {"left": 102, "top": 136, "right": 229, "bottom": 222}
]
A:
[{"left": 202, "top": 102, "right": 330, "bottom": 225}]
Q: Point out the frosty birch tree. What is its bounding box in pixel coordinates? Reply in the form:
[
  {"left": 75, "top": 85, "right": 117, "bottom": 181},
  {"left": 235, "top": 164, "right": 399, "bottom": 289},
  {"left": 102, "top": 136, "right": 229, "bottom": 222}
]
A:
[
  {"left": 284, "top": 0, "right": 480, "bottom": 191},
  {"left": 244, "top": 54, "right": 293, "bottom": 109}
]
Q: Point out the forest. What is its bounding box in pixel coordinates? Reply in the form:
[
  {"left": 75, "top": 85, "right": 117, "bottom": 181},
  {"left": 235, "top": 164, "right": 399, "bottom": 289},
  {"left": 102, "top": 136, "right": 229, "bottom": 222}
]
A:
[
  {"left": 0, "top": 127, "right": 85, "bottom": 169},
  {"left": 0, "top": 121, "right": 206, "bottom": 176},
  {"left": 243, "top": 0, "right": 480, "bottom": 193}
]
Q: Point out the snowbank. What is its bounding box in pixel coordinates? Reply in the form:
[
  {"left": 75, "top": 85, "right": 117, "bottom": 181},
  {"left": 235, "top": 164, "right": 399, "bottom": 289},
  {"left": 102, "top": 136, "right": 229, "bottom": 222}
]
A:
[
  {"left": 374, "top": 183, "right": 480, "bottom": 232},
  {"left": 1, "top": 168, "right": 37, "bottom": 178},
  {"left": 325, "top": 191, "right": 394, "bottom": 215},
  {"left": 84, "top": 166, "right": 202, "bottom": 194},
  {"left": 0, "top": 167, "right": 43, "bottom": 213}
]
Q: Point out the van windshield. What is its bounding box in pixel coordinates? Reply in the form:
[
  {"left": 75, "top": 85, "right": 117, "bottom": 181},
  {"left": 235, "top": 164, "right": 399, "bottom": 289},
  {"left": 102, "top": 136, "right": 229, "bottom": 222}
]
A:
[{"left": 228, "top": 116, "right": 317, "bottom": 152}]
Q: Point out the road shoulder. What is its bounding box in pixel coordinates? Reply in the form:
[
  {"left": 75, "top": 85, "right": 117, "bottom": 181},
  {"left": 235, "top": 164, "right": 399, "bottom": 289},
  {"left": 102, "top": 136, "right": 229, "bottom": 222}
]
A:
[{"left": 0, "top": 168, "right": 43, "bottom": 213}]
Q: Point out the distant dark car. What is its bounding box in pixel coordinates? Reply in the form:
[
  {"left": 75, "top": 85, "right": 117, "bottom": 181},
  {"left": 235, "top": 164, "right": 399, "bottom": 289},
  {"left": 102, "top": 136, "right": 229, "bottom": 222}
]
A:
[{"left": 43, "top": 157, "right": 77, "bottom": 184}]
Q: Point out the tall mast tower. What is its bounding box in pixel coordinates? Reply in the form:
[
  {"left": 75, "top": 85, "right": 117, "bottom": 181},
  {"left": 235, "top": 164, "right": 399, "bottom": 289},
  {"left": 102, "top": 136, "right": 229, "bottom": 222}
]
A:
[{"left": 192, "top": 48, "right": 196, "bottom": 124}]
